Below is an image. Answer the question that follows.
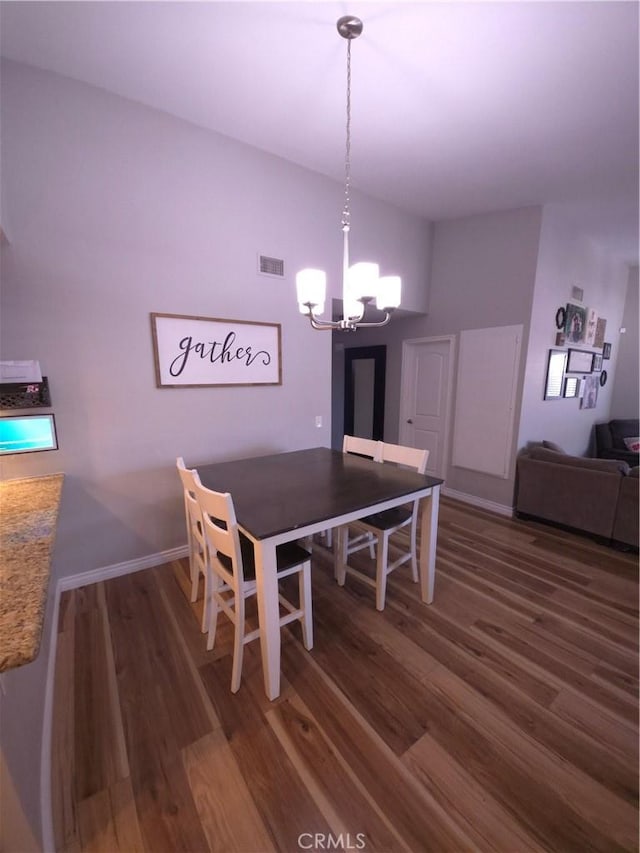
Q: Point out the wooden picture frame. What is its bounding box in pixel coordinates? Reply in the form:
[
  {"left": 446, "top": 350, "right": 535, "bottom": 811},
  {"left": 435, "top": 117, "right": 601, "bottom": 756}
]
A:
[
  {"left": 566, "top": 348, "right": 594, "bottom": 374},
  {"left": 150, "top": 312, "right": 282, "bottom": 387}
]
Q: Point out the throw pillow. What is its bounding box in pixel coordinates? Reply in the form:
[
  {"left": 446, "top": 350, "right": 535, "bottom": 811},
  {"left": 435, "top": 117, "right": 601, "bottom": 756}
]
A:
[
  {"left": 623, "top": 436, "right": 640, "bottom": 452},
  {"left": 542, "top": 440, "right": 566, "bottom": 454}
]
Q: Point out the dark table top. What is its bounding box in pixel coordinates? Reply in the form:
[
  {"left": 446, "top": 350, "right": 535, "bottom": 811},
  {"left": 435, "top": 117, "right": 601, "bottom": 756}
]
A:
[{"left": 197, "top": 446, "right": 443, "bottom": 540}]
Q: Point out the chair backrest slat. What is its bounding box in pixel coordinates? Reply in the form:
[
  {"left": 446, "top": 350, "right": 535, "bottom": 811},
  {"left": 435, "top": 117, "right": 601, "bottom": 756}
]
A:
[
  {"left": 342, "top": 435, "right": 382, "bottom": 461},
  {"left": 193, "top": 472, "right": 245, "bottom": 587},
  {"left": 176, "top": 457, "right": 205, "bottom": 547},
  {"left": 379, "top": 441, "right": 429, "bottom": 474}
]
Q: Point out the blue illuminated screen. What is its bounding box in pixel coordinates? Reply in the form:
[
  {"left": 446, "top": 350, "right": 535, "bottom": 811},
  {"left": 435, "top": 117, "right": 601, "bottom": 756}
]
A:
[{"left": 0, "top": 414, "right": 58, "bottom": 455}]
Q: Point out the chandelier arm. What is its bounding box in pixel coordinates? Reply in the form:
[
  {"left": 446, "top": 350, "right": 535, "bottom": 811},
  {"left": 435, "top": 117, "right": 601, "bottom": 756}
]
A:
[
  {"left": 350, "top": 313, "right": 393, "bottom": 329},
  {"left": 301, "top": 305, "right": 340, "bottom": 330},
  {"left": 310, "top": 319, "right": 340, "bottom": 331},
  {"left": 307, "top": 312, "right": 392, "bottom": 332}
]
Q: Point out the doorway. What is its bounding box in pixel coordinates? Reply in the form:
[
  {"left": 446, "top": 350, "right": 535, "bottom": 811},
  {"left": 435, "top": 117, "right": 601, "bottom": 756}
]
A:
[{"left": 344, "top": 345, "right": 386, "bottom": 440}]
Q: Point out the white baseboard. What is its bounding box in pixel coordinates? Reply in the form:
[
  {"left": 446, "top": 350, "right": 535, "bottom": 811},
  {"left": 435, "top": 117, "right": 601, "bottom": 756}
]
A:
[
  {"left": 442, "top": 486, "right": 514, "bottom": 518},
  {"left": 57, "top": 544, "right": 189, "bottom": 592},
  {"left": 41, "top": 543, "right": 189, "bottom": 851}
]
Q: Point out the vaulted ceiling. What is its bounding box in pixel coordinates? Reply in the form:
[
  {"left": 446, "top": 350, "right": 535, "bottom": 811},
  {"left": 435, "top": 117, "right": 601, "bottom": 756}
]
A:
[{"left": 1, "top": 1, "right": 638, "bottom": 262}]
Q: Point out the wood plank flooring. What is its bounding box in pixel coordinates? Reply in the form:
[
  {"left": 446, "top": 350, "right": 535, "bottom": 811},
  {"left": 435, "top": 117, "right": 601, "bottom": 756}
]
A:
[{"left": 51, "top": 498, "right": 639, "bottom": 852}]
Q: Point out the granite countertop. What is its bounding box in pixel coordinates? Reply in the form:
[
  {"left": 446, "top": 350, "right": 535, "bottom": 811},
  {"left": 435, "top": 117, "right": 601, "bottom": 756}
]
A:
[{"left": 0, "top": 473, "right": 64, "bottom": 672}]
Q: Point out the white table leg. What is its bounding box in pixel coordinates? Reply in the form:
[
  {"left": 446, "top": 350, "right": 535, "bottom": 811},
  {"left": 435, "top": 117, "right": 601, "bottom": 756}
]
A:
[
  {"left": 253, "top": 539, "right": 281, "bottom": 700},
  {"left": 419, "top": 484, "right": 440, "bottom": 604}
]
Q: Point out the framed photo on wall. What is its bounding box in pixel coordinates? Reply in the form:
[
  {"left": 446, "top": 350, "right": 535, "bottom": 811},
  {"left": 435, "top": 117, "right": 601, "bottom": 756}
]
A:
[
  {"left": 566, "top": 348, "right": 594, "bottom": 373},
  {"left": 594, "top": 318, "right": 607, "bottom": 348},
  {"left": 580, "top": 374, "right": 599, "bottom": 410},
  {"left": 544, "top": 349, "right": 567, "bottom": 400},
  {"left": 583, "top": 307, "right": 598, "bottom": 346},
  {"left": 563, "top": 376, "right": 579, "bottom": 398},
  {"left": 564, "top": 304, "right": 587, "bottom": 343}
]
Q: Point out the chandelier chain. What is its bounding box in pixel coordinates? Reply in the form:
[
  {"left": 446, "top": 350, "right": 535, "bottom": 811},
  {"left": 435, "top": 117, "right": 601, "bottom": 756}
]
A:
[{"left": 342, "top": 38, "right": 352, "bottom": 231}]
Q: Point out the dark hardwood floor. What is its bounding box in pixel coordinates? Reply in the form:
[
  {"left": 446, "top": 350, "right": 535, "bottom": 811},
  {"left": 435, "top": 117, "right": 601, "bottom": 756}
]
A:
[{"left": 52, "top": 498, "right": 639, "bottom": 852}]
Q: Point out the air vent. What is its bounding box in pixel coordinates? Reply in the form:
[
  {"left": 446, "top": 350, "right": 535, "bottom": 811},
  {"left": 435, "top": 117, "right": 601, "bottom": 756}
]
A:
[
  {"left": 571, "top": 285, "right": 584, "bottom": 302},
  {"left": 258, "top": 254, "right": 285, "bottom": 277}
]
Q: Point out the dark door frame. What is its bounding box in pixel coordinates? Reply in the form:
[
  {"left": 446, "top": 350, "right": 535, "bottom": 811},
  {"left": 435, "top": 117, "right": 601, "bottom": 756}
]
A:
[{"left": 344, "top": 345, "right": 387, "bottom": 440}]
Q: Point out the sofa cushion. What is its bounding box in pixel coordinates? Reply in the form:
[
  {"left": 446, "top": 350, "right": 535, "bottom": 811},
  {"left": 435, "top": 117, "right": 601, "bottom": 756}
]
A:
[
  {"left": 609, "top": 419, "right": 640, "bottom": 449},
  {"left": 623, "top": 436, "right": 640, "bottom": 452},
  {"left": 529, "top": 447, "right": 630, "bottom": 475},
  {"left": 629, "top": 466, "right": 640, "bottom": 479}
]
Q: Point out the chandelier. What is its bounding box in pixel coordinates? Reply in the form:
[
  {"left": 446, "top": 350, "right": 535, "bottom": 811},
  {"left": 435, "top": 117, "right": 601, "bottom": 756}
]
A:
[{"left": 296, "top": 15, "right": 402, "bottom": 331}]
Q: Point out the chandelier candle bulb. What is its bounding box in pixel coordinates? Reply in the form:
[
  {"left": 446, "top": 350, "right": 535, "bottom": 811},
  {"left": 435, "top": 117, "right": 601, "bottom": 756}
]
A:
[
  {"left": 295, "top": 14, "right": 401, "bottom": 332},
  {"left": 377, "top": 276, "right": 402, "bottom": 312},
  {"left": 348, "top": 262, "right": 379, "bottom": 302},
  {"left": 296, "top": 268, "right": 326, "bottom": 315}
]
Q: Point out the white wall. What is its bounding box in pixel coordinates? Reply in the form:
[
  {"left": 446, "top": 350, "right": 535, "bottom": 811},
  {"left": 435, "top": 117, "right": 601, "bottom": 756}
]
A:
[
  {"left": 0, "top": 59, "right": 430, "bottom": 576},
  {"left": 0, "top": 587, "right": 56, "bottom": 851},
  {"left": 518, "top": 203, "right": 632, "bottom": 456},
  {"left": 0, "top": 748, "right": 40, "bottom": 852},
  {"left": 610, "top": 265, "right": 639, "bottom": 420},
  {"left": 0, "top": 59, "right": 431, "bottom": 847}
]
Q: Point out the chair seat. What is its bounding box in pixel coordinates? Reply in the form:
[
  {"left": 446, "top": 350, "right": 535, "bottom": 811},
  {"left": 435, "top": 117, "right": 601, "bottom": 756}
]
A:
[
  {"left": 359, "top": 505, "right": 412, "bottom": 531},
  {"left": 217, "top": 534, "right": 311, "bottom": 580}
]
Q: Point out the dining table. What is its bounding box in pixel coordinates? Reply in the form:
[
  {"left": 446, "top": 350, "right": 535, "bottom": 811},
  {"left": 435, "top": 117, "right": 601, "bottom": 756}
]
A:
[{"left": 197, "top": 446, "right": 444, "bottom": 700}]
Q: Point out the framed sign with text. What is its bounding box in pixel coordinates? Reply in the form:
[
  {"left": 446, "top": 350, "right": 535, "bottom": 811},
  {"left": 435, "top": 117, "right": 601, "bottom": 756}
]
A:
[{"left": 150, "top": 313, "right": 282, "bottom": 387}]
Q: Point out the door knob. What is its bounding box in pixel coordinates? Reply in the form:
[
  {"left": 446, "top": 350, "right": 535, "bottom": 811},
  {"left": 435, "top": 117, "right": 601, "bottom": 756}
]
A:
[{"left": 407, "top": 418, "right": 413, "bottom": 424}]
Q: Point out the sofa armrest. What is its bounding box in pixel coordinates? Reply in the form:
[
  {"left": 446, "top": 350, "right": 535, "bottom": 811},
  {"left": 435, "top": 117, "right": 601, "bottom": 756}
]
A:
[
  {"left": 516, "top": 455, "right": 621, "bottom": 538},
  {"left": 613, "top": 470, "right": 639, "bottom": 547},
  {"left": 595, "top": 422, "right": 613, "bottom": 454}
]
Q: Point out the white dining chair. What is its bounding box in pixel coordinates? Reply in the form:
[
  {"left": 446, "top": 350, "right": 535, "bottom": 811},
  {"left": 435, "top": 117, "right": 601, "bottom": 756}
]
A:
[
  {"left": 176, "top": 457, "right": 209, "bottom": 632},
  {"left": 336, "top": 441, "right": 429, "bottom": 611},
  {"left": 314, "top": 436, "right": 383, "bottom": 551},
  {"left": 340, "top": 434, "right": 383, "bottom": 560},
  {"left": 192, "top": 473, "right": 313, "bottom": 693}
]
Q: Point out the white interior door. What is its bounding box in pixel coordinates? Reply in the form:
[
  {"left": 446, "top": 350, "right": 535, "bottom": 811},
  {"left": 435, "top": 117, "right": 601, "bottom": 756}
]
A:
[{"left": 399, "top": 337, "right": 455, "bottom": 479}]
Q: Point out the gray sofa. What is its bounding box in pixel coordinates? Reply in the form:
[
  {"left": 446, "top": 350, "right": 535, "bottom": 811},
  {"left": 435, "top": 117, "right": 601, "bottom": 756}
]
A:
[{"left": 515, "top": 445, "right": 638, "bottom": 547}]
